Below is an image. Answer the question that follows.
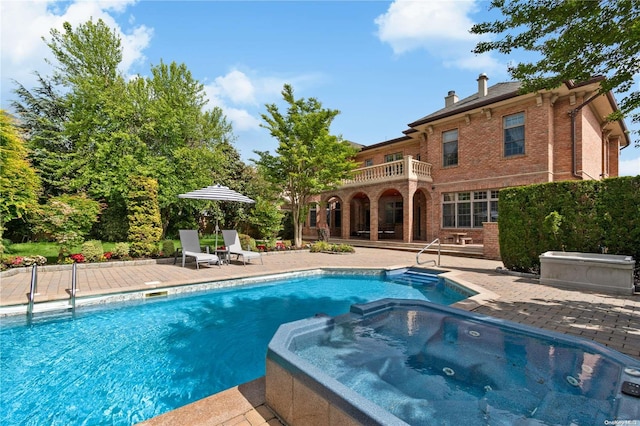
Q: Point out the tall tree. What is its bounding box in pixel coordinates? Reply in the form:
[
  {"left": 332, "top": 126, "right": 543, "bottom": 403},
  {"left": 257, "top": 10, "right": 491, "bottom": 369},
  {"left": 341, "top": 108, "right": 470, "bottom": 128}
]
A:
[
  {"left": 12, "top": 19, "right": 243, "bottom": 240},
  {"left": 471, "top": 0, "right": 639, "bottom": 145},
  {"left": 0, "top": 112, "right": 41, "bottom": 242},
  {"left": 12, "top": 73, "right": 70, "bottom": 197},
  {"left": 254, "top": 84, "right": 357, "bottom": 247}
]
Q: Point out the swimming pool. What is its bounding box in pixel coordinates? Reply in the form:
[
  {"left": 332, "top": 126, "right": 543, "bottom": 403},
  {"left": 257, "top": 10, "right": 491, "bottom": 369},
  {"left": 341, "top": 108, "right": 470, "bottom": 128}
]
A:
[
  {"left": 267, "top": 299, "right": 640, "bottom": 425},
  {"left": 0, "top": 270, "right": 463, "bottom": 425}
]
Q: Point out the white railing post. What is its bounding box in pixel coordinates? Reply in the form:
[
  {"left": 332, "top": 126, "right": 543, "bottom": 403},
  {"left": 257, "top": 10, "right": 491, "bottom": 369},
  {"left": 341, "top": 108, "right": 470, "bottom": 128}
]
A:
[
  {"left": 342, "top": 157, "right": 432, "bottom": 187},
  {"left": 406, "top": 155, "right": 415, "bottom": 180}
]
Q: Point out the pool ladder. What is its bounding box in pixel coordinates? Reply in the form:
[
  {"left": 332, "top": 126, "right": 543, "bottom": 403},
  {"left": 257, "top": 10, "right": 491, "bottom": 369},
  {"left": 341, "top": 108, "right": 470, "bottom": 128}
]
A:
[
  {"left": 27, "top": 263, "right": 78, "bottom": 319},
  {"left": 416, "top": 238, "right": 441, "bottom": 266}
]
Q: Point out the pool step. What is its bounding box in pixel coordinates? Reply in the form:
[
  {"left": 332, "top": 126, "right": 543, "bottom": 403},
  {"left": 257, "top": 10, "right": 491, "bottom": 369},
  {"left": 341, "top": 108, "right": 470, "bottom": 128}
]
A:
[
  {"left": 31, "top": 300, "right": 73, "bottom": 314},
  {"left": 392, "top": 271, "right": 440, "bottom": 286}
]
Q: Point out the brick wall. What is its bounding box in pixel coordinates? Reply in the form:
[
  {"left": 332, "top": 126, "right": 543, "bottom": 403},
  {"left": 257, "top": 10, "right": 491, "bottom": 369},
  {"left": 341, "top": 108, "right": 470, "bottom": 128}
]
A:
[
  {"left": 483, "top": 222, "right": 500, "bottom": 260},
  {"left": 308, "top": 82, "right": 623, "bottom": 251}
]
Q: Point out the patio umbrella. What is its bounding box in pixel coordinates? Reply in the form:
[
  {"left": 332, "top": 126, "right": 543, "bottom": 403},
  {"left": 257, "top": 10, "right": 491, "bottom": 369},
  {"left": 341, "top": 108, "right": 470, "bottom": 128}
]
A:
[{"left": 178, "top": 184, "right": 255, "bottom": 247}]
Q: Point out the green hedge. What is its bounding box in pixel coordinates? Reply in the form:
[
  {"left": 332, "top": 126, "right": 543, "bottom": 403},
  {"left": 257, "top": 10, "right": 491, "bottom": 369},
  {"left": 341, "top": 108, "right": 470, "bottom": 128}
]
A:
[{"left": 499, "top": 176, "right": 640, "bottom": 273}]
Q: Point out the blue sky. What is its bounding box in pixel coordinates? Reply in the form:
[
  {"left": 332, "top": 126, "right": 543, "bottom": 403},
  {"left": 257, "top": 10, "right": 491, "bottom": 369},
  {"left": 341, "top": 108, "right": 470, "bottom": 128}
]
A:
[{"left": 2, "top": 0, "right": 638, "bottom": 176}]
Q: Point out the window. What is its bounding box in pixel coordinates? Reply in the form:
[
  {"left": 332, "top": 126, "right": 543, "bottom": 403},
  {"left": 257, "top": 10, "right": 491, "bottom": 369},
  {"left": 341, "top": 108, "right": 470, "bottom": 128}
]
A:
[
  {"left": 309, "top": 203, "right": 317, "bottom": 227},
  {"left": 326, "top": 202, "right": 341, "bottom": 228},
  {"left": 364, "top": 159, "right": 373, "bottom": 167},
  {"left": 385, "top": 201, "right": 403, "bottom": 224},
  {"left": 442, "top": 190, "right": 499, "bottom": 228},
  {"left": 384, "top": 152, "right": 403, "bottom": 162},
  {"left": 442, "top": 129, "right": 458, "bottom": 167},
  {"left": 457, "top": 192, "right": 471, "bottom": 227},
  {"left": 504, "top": 113, "right": 525, "bottom": 157},
  {"left": 442, "top": 193, "right": 456, "bottom": 227}
]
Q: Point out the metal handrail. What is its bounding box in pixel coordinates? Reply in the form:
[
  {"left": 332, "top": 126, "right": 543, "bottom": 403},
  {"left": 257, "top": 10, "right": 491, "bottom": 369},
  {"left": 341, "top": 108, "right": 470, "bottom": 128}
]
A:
[
  {"left": 70, "top": 263, "right": 77, "bottom": 311},
  {"left": 416, "top": 238, "right": 441, "bottom": 266},
  {"left": 27, "top": 264, "right": 37, "bottom": 318}
]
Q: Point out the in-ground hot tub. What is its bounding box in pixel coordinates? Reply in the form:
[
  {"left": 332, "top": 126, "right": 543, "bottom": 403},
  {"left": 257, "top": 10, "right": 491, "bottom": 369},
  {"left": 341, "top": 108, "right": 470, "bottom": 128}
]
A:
[
  {"left": 539, "top": 251, "right": 636, "bottom": 295},
  {"left": 266, "top": 299, "right": 640, "bottom": 425}
]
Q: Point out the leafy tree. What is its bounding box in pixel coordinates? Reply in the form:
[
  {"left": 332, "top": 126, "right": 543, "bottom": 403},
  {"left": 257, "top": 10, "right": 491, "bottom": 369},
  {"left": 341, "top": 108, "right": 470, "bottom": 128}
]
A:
[
  {"left": 12, "top": 19, "right": 243, "bottom": 240},
  {"left": 254, "top": 84, "right": 358, "bottom": 247},
  {"left": 471, "top": 0, "right": 640, "bottom": 144},
  {"left": 34, "top": 194, "right": 101, "bottom": 260},
  {"left": 248, "top": 196, "right": 285, "bottom": 242},
  {"left": 0, "top": 112, "right": 41, "bottom": 245},
  {"left": 12, "top": 74, "right": 70, "bottom": 197}
]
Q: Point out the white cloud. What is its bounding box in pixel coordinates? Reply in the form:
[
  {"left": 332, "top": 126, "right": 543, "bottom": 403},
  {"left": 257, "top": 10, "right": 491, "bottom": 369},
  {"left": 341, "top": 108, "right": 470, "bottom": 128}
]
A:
[
  {"left": 203, "top": 68, "right": 324, "bottom": 133},
  {"left": 224, "top": 107, "right": 262, "bottom": 132},
  {"left": 214, "top": 70, "right": 257, "bottom": 105},
  {"left": 1, "top": 0, "right": 151, "bottom": 103},
  {"left": 374, "top": 0, "right": 501, "bottom": 72},
  {"left": 619, "top": 156, "right": 640, "bottom": 177}
]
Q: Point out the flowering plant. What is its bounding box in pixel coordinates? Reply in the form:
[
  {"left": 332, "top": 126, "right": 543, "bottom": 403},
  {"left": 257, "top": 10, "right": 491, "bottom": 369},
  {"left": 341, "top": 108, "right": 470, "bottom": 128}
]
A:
[
  {"left": 69, "top": 253, "right": 85, "bottom": 263},
  {"left": 2, "top": 255, "right": 48, "bottom": 268},
  {"left": 103, "top": 252, "right": 112, "bottom": 260}
]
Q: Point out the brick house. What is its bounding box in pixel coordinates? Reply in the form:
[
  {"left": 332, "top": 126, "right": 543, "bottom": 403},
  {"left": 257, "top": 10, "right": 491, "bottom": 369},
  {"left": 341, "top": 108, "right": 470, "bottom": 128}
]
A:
[{"left": 303, "top": 74, "right": 631, "bottom": 255}]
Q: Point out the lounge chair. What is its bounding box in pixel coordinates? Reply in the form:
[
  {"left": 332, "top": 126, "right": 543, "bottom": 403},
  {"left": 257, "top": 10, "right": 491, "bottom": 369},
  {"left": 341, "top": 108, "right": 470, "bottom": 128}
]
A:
[
  {"left": 221, "top": 230, "right": 263, "bottom": 266},
  {"left": 179, "top": 230, "right": 220, "bottom": 269}
]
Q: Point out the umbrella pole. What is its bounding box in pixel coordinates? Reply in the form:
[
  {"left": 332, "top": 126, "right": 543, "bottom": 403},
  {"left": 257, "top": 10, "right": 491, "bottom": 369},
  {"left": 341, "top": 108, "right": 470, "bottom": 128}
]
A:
[{"left": 215, "top": 219, "right": 219, "bottom": 249}]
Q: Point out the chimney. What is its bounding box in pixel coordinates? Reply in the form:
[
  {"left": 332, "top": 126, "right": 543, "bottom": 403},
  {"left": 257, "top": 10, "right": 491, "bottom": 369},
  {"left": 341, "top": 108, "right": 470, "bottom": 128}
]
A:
[
  {"left": 477, "top": 73, "right": 489, "bottom": 97},
  {"left": 445, "top": 90, "right": 458, "bottom": 107}
]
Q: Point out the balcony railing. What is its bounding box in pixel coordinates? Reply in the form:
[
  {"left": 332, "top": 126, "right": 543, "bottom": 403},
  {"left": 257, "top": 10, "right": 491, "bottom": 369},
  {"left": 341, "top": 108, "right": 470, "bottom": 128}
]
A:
[{"left": 342, "top": 156, "right": 432, "bottom": 187}]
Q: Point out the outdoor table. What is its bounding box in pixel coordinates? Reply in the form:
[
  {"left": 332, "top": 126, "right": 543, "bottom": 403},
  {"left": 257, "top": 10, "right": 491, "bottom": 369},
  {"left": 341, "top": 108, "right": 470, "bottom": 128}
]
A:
[{"left": 452, "top": 232, "right": 468, "bottom": 244}]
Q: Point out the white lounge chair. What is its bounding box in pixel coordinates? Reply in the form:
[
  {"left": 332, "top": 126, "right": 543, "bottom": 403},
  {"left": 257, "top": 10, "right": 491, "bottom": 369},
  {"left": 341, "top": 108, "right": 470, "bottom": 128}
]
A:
[
  {"left": 222, "top": 230, "right": 263, "bottom": 266},
  {"left": 179, "top": 230, "right": 220, "bottom": 269}
]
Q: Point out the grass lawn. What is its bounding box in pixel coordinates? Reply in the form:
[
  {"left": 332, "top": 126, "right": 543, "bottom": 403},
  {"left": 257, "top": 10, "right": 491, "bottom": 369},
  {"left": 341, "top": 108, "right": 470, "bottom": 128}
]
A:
[{"left": 2, "top": 235, "right": 225, "bottom": 265}]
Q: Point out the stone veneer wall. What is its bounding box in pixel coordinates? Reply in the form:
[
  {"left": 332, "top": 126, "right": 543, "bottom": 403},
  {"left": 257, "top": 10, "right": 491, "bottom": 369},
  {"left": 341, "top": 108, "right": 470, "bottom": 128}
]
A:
[{"left": 483, "top": 222, "right": 501, "bottom": 260}]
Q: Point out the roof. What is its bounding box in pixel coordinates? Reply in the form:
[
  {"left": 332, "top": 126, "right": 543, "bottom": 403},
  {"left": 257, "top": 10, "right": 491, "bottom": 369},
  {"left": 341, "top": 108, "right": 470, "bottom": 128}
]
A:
[
  {"left": 359, "top": 76, "right": 630, "bottom": 150},
  {"left": 408, "top": 81, "right": 523, "bottom": 127}
]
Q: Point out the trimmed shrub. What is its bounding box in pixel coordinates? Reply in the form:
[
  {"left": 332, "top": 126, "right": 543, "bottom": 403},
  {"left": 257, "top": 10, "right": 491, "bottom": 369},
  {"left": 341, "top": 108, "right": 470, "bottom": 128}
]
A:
[
  {"left": 310, "top": 241, "right": 355, "bottom": 253},
  {"left": 499, "top": 176, "right": 640, "bottom": 273},
  {"left": 112, "top": 242, "right": 130, "bottom": 259},
  {"left": 81, "top": 240, "right": 104, "bottom": 262},
  {"left": 162, "top": 240, "right": 175, "bottom": 257},
  {"left": 126, "top": 176, "right": 162, "bottom": 258},
  {"left": 239, "top": 234, "right": 257, "bottom": 251}
]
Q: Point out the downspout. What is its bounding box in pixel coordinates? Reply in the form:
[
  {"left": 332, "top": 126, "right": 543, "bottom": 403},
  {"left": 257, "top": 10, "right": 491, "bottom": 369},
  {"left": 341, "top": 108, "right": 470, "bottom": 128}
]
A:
[{"left": 570, "top": 92, "right": 601, "bottom": 179}]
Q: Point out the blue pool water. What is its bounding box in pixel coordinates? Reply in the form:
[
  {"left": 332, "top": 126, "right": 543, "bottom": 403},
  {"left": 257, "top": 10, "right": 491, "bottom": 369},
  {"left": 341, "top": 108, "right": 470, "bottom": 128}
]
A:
[
  {"left": 274, "top": 300, "right": 640, "bottom": 425},
  {"left": 0, "top": 272, "right": 461, "bottom": 425}
]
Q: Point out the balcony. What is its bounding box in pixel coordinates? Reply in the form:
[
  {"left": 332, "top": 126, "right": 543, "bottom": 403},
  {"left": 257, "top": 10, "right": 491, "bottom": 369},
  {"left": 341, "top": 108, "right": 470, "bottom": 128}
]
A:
[{"left": 342, "top": 155, "right": 433, "bottom": 188}]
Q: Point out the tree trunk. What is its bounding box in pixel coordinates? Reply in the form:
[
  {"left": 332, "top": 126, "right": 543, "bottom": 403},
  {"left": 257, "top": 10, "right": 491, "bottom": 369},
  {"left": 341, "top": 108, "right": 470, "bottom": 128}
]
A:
[{"left": 292, "top": 203, "right": 304, "bottom": 248}]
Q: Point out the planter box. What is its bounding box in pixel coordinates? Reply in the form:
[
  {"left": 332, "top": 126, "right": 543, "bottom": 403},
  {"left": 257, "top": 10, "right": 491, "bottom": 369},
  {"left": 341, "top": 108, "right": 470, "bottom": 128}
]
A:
[{"left": 539, "top": 251, "right": 635, "bottom": 295}]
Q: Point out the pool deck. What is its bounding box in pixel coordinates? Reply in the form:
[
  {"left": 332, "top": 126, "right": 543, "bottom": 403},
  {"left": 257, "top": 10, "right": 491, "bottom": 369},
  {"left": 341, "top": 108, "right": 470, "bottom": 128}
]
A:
[{"left": 1, "top": 247, "right": 639, "bottom": 425}]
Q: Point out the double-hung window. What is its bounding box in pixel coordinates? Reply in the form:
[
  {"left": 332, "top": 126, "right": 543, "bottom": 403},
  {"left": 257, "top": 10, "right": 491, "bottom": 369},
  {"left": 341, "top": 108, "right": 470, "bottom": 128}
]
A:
[
  {"left": 504, "top": 113, "right": 525, "bottom": 156},
  {"left": 442, "top": 129, "right": 458, "bottom": 167}
]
